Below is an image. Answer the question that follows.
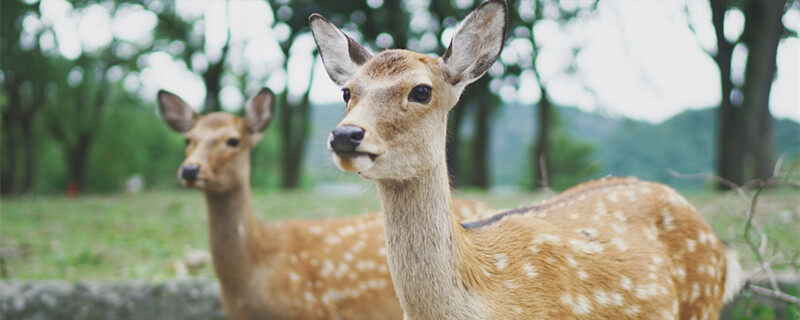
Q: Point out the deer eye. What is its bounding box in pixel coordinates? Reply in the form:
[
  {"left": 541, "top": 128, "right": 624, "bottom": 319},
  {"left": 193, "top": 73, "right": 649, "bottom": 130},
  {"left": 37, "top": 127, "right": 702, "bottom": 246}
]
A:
[
  {"left": 226, "top": 138, "right": 240, "bottom": 147},
  {"left": 409, "top": 85, "right": 432, "bottom": 103},
  {"left": 342, "top": 88, "right": 351, "bottom": 103}
]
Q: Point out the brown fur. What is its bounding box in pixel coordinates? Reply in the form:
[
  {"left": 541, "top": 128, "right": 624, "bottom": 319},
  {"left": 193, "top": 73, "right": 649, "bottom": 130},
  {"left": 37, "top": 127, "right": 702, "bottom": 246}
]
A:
[{"left": 171, "top": 111, "right": 490, "bottom": 320}]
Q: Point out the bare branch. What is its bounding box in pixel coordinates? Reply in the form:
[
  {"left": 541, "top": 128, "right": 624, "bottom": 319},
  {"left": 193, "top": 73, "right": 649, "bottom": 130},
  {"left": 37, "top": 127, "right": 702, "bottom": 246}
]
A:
[
  {"left": 668, "top": 169, "right": 749, "bottom": 199},
  {"left": 683, "top": 4, "right": 715, "bottom": 58},
  {"left": 671, "top": 157, "right": 800, "bottom": 307},
  {"left": 747, "top": 284, "right": 800, "bottom": 307}
]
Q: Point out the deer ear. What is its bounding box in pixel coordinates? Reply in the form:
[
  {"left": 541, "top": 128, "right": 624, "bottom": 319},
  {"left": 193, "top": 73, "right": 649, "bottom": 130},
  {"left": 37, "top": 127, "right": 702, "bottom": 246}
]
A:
[
  {"left": 158, "top": 90, "right": 199, "bottom": 133},
  {"left": 309, "top": 14, "right": 372, "bottom": 86},
  {"left": 442, "top": 0, "right": 507, "bottom": 88},
  {"left": 245, "top": 87, "right": 274, "bottom": 143}
]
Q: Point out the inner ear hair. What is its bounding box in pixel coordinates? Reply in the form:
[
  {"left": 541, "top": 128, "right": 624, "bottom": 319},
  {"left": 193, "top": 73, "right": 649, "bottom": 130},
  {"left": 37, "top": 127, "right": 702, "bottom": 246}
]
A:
[
  {"left": 157, "top": 90, "right": 198, "bottom": 133},
  {"left": 245, "top": 87, "right": 274, "bottom": 133},
  {"left": 442, "top": 0, "right": 508, "bottom": 86},
  {"left": 309, "top": 14, "right": 373, "bottom": 86}
]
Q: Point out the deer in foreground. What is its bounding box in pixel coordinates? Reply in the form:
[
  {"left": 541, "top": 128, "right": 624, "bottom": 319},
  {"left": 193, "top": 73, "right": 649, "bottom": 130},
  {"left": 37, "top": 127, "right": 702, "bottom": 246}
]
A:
[
  {"left": 311, "top": 0, "right": 743, "bottom": 319},
  {"left": 157, "top": 88, "right": 489, "bottom": 320}
]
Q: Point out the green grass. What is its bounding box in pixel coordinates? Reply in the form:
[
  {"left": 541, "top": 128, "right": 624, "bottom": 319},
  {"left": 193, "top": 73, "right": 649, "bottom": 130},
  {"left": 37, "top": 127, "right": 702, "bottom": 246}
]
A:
[{"left": 1, "top": 187, "right": 798, "bottom": 281}]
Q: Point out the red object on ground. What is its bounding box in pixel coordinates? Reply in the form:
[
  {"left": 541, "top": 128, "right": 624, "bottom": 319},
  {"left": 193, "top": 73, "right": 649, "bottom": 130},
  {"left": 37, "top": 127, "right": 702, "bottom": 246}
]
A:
[{"left": 66, "top": 181, "right": 79, "bottom": 198}]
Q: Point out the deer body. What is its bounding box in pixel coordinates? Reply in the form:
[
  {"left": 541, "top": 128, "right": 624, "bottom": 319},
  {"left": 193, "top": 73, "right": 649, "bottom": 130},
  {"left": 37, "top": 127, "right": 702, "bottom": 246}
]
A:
[
  {"left": 157, "top": 90, "right": 488, "bottom": 320},
  {"left": 311, "top": 0, "right": 742, "bottom": 319}
]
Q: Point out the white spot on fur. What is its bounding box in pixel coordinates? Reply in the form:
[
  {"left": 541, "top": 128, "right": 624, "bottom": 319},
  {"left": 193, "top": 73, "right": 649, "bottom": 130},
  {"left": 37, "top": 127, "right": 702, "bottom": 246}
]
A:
[
  {"left": 578, "top": 269, "right": 589, "bottom": 280},
  {"left": 566, "top": 255, "right": 579, "bottom": 268},
  {"left": 635, "top": 284, "right": 662, "bottom": 299},
  {"left": 698, "top": 231, "right": 708, "bottom": 244},
  {"left": 690, "top": 283, "right": 700, "bottom": 301},
  {"left": 624, "top": 305, "right": 641, "bottom": 315},
  {"left": 338, "top": 225, "right": 356, "bottom": 237},
  {"left": 324, "top": 235, "right": 341, "bottom": 245},
  {"left": 612, "top": 224, "right": 626, "bottom": 234},
  {"left": 675, "top": 266, "right": 687, "bottom": 281},
  {"left": 533, "top": 234, "right": 561, "bottom": 244},
  {"left": 309, "top": 226, "right": 323, "bottom": 234},
  {"left": 621, "top": 276, "right": 633, "bottom": 290},
  {"left": 569, "top": 239, "right": 603, "bottom": 254},
  {"left": 611, "top": 238, "right": 629, "bottom": 251},
  {"left": 574, "top": 294, "right": 591, "bottom": 314},
  {"left": 343, "top": 252, "right": 354, "bottom": 262},
  {"left": 661, "top": 208, "right": 675, "bottom": 231},
  {"left": 289, "top": 272, "right": 301, "bottom": 282},
  {"left": 561, "top": 293, "right": 591, "bottom": 315},
  {"left": 522, "top": 263, "right": 538, "bottom": 278},
  {"left": 612, "top": 211, "right": 625, "bottom": 221},
  {"left": 304, "top": 291, "right": 315, "bottom": 302},
  {"left": 569, "top": 213, "right": 579, "bottom": 220},
  {"left": 594, "top": 290, "right": 610, "bottom": 306},
  {"left": 686, "top": 239, "right": 697, "bottom": 252},
  {"left": 608, "top": 192, "right": 619, "bottom": 202},
  {"left": 644, "top": 226, "right": 658, "bottom": 240},
  {"left": 494, "top": 253, "right": 508, "bottom": 270},
  {"left": 611, "top": 292, "right": 624, "bottom": 306}
]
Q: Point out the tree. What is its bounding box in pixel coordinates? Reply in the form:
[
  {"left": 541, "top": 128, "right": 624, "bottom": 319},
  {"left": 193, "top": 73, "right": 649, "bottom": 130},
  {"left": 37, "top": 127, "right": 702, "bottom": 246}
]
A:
[
  {"left": 507, "top": 0, "right": 597, "bottom": 188},
  {"left": 689, "top": 0, "right": 795, "bottom": 187},
  {"left": 46, "top": 49, "right": 118, "bottom": 192},
  {"left": 151, "top": 1, "right": 231, "bottom": 114},
  {"left": 739, "top": 0, "right": 790, "bottom": 181},
  {"left": 1, "top": 0, "right": 57, "bottom": 195}
]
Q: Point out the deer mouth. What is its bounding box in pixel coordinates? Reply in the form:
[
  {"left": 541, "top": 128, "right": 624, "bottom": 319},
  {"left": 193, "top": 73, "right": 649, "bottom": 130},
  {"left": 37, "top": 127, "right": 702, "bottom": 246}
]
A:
[
  {"left": 334, "top": 151, "right": 379, "bottom": 161},
  {"left": 331, "top": 151, "right": 380, "bottom": 172}
]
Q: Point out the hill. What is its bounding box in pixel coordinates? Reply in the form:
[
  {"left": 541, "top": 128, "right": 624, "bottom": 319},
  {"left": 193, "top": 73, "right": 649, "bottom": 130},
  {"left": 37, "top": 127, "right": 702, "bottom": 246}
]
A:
[{"left": 306, "top": 103, "right": 800, "bottom": 190}]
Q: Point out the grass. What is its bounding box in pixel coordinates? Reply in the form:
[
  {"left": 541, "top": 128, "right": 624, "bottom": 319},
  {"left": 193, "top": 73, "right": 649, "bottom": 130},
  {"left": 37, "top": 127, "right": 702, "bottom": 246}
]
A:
[{"left": 1, "top": 187, "right": 799, "bottom": 281}]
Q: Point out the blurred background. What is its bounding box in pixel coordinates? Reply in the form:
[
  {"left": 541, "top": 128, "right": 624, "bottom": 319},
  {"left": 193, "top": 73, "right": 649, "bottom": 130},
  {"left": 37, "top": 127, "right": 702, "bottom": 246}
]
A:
[{"left": 1, "top": 0, "right": 799, "bottom": 318}]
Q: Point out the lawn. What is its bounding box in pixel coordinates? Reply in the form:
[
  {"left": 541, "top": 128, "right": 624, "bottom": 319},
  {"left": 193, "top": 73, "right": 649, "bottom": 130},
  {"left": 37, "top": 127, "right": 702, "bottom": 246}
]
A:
[{"left": 1, "top": 187, "right": 799, "bottom": 281}]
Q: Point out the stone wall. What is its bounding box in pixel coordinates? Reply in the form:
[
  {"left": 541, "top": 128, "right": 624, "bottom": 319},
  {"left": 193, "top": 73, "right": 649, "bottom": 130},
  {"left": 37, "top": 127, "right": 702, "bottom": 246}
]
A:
[
  {"left": 1, "top": 278, "right": 797, "bottom": 319},
  {"left": 0, "top": 279, "right": 225, "bottom": 320}
]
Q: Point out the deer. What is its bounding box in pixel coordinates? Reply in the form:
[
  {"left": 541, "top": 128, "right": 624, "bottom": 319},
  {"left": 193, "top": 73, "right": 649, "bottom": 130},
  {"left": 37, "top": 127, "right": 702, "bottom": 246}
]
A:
[
  {"left": 310, "top": 0, "right": 744, "bottom": 319},
  {"left": 157, "top": 88, "right": 490, "bottom": 320}
]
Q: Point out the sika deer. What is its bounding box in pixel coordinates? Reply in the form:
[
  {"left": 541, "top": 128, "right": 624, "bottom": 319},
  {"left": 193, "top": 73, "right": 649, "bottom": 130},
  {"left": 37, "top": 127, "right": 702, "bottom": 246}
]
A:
[
  {"left": 157, "top": 88, "right": 489, "bottom": 320},
  {"left": 311, "top": 0, "right": 743, "bottom": 318}
]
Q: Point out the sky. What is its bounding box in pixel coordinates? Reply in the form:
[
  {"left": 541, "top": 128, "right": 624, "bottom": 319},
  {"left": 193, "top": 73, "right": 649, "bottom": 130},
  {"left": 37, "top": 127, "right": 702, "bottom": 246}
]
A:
[{"left": 28, "top": 0, "right": 800, "bottom": 123}]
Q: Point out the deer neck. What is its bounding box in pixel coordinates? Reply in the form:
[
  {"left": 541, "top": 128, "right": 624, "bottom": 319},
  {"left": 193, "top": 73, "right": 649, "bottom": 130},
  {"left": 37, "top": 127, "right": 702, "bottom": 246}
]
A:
[
  {"left": 377, "top": 161, "right": 486, "bottom": 319},
  {"left": 202, "top": 158, "right": 268, "bottom": 295}
]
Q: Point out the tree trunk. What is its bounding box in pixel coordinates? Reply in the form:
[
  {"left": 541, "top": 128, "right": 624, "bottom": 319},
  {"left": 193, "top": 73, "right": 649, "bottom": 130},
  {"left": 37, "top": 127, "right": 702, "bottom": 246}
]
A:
[
  {"left": 20, "top": 114, "right": 35, "bottom": 195},
  {"left": 68, "top": 134, "right": 92, "bottom": 192},
  {"left": 202, "top": 61, "right": 224, "bottom": 114},
  {"left": 0, "top": 116, "right": 17, "bottom": 195},
  {"left": 740, "top": 0, "right": 784, "bottom": 181},
  {"left": 446, "top": 101, "right": 466, "bottom": 187},
  {"left": 710, "top": 0, "right": 746, "bottom": 188},
  {"left": 280, "top": 95, "right": 311, "bottom": 189},
  {"left": 533, "top": 86, "right": 552, "bottom": 189},
  {"left": 1, "top": 81, "right": 21, "bottom": 195},
  {"left": 472, "top": 97, "right": 490, "bottom": 189},
  {"left": 202, "top": 37, "right": 230, "bottom": 114}
]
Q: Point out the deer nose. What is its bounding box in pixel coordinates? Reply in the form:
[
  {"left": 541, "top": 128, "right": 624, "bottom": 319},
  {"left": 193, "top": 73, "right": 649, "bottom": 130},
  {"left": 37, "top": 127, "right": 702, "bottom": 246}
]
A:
[
  {"left": 330, "top": 125, "right": 365, "bottom": 153},
  {"left": 181, "top": 164, "right": 200, "bottom": 181}
]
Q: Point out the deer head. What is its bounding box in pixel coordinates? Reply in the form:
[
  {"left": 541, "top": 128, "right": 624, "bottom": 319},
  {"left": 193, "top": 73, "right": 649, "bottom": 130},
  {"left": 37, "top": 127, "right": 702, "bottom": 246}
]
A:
[
  {"left": 311, "top": 0, "right": 507, "bottom": 181},
  {"left": 157, "top": 88, "right": 274, "bottom": 193}
]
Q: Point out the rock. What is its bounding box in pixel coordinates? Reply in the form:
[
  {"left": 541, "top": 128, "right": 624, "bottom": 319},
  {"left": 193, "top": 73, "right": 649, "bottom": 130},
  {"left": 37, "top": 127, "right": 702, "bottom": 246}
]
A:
[{"left": 0, "top": 279, "right": 225, "bottom": 320}]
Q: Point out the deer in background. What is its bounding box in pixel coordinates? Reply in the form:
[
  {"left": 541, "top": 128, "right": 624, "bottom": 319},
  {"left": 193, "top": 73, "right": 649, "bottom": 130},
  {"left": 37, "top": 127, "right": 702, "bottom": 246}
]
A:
[
  {"left": 311, "top": 0, "right": 743, "bottom": 319},
  {"left": 157, "top": 88, "right": 489, "bottom": 320}
]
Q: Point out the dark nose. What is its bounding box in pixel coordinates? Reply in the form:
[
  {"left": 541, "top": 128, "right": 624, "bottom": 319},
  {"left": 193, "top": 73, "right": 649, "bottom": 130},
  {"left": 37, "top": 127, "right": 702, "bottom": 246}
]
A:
[
  {"left": 181, "top": 164, "right": 200, "bottom": 181},
  {"left": 330, "top": 125, "right": 365, "bottom": 153}
]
